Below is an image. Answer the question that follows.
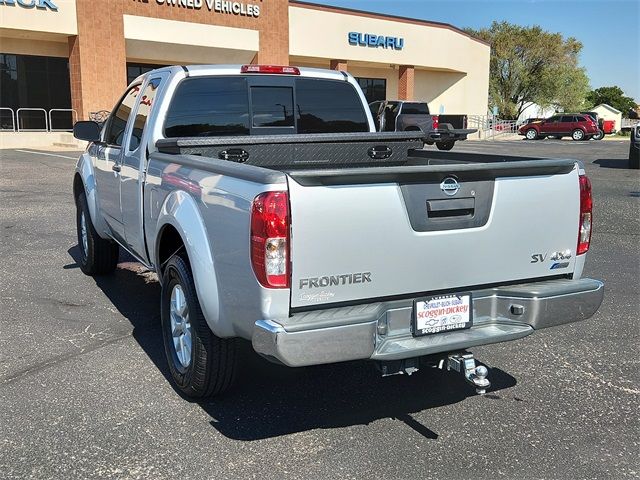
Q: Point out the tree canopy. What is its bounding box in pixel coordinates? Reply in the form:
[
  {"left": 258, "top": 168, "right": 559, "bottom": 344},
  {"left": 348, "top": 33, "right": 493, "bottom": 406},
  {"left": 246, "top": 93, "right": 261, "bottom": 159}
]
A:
[
  {"left": 467, "top": 21, "right": 590, "bottom": 119},
  {"left": 586, "top": 86, "right": 637, "bottom": 117}
]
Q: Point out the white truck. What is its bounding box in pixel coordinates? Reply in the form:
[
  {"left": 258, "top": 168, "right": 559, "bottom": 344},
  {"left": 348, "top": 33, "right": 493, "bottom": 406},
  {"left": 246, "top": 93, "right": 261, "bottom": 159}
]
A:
[{"left": 72, "top": 64, "right": 604, "bottom": 398}]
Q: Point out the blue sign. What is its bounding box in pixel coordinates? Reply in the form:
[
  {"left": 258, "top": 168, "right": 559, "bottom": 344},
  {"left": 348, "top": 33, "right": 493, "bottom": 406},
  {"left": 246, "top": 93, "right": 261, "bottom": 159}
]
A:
[
  {"left": 348, "top": 32, "right": 404, "bottom": 50},
  {"left": 0, "top": 0, "right": 58, "bottom": 11}
]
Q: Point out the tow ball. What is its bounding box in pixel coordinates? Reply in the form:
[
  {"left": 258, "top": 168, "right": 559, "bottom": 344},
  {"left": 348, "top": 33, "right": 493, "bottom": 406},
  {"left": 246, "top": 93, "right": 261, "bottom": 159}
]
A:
[{"left": 445, "top": 352, "right": 491, "bottom": 395}]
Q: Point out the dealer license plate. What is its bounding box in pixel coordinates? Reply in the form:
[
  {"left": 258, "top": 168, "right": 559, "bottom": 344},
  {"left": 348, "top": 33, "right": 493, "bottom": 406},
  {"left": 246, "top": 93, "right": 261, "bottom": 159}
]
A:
[{"left": 412, "top": 293, "right": 473, "bottom": 337}]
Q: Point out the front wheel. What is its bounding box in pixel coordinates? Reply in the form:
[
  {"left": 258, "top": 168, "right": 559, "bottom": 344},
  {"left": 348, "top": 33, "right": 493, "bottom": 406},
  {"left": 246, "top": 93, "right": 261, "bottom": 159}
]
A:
[
  {"left": 76, "top": 191, "right": 119, "bottom": 275},
  {"left": 161, "top": 254, "right": 237, "bottom": 398},
  {"left": 436, "top": 141, "right": 455, "bottom": 151},
  {"left": 572, "top": 129, "right": 585, "bottom": 141},
  {"left": 525, "top": 128, "right": 538, "bottom": 140}
]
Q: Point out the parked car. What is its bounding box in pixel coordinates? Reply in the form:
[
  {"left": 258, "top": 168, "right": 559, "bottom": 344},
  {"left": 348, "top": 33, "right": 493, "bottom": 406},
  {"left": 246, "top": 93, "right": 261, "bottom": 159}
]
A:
[
  {"left": 518, "top": 114, "right": 599, "bottom": 141},
  {"left": 630, "top": 125, "right": 640, "bottom": 169},
  {"left": 580, "top": 111, "right": 605, "bottom": 140},
  {"left": 369, "top": 100, "right": 475, "bottom": 151},
  {"left": 72, "top": 64, "right": 603, "bottom": 399},
  {"left": 518, "top": 117, "right": 544, "bottom": 127}
]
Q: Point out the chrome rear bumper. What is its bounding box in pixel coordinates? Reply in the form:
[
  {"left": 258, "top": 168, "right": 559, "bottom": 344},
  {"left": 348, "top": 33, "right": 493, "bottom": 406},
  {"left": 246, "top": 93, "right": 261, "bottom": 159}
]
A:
[{"left": 252, "top": 278, "right": 604, "bottom": 367}]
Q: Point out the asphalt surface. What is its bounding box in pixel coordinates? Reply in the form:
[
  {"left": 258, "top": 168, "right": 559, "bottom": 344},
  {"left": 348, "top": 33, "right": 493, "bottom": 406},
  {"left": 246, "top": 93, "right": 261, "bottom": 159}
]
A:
[{"left": 1, "top": 139, "right": 638, "bottom": 480}]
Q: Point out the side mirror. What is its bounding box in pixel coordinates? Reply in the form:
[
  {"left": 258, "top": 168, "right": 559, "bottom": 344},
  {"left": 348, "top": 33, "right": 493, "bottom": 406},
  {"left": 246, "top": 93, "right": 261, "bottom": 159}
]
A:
[{"left": 73, "top": 121, "right": 101, "bottom": 142}]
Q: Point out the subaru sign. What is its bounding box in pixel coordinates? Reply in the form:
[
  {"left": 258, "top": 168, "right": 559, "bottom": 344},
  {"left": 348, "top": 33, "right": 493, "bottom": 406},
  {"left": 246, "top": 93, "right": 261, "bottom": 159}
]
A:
[
  {"left": 0, "top": 0, "right": 58, "bottom": 10},
  {"left": 348, "top": 32, "right": 404, "bottom": 50}
]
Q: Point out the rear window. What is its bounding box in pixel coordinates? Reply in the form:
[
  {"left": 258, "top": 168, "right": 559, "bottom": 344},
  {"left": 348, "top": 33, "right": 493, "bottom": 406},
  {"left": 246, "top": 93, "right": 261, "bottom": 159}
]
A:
[
  {"left": 251, "top": 86, "right": 294, "bottom": 127},
  {"left": 164, "top": 77, "right": 250, "bottom": 137},
  {"left": 164, "top": 76, "right": 368, "bottom": 137},
  {"left": 295, "top": 78, "right": 368, "bottom": 134},
  {"left": 401, "top": 103, "right": 429, "bottom": 115}
]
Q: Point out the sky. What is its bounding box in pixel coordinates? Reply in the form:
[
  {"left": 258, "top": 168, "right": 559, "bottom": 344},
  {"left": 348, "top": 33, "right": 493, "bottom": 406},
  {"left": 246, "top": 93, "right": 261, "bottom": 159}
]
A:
[{"left": 313, "top": 0, "right": 640, "bottom": 101}]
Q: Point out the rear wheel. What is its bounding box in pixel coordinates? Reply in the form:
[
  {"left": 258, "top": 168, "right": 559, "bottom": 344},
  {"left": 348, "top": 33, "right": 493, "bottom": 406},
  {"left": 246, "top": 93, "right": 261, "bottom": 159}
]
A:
[
  {"left": 76, "top": 191, "right": 119, "bottom": 275},
  {"left": 525, "top": 128, "right": 538, "bottom": 140},
  {"left": 571, "top": 129, "right": 585, "bottom": 141},
  {"left": 593, "top": 130, "right": 604, "bottom": 141},
  {"left": 436, "top": 141, "right": 455, "bottom": 151},
  {"left": 161, "top": 254, "right": 237, "bottom": 398}
]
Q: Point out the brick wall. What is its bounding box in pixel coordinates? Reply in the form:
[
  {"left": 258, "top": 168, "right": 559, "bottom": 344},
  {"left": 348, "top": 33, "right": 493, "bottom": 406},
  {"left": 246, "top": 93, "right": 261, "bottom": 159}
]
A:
[
  {"left": 70, "top": 0, "right": 289, "bottom": 119},
  {"left": 398, "top": 65, "right": 415, "bottom": 100},
  {"left": 330, "top": 59, "right": 348, "bottom": 71}
]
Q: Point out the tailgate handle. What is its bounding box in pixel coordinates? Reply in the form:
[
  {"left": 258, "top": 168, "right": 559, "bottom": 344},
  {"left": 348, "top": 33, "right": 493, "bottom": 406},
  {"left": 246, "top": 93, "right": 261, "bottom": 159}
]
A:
[
  {"left": 427, "top": 198, "right": 475, "bottom": 218},
  {"left": 219, "top": 148, "right": 249, "bottom": 162},
  {"left": 368, "top": 145, "right": 393, "bottom": 159}
]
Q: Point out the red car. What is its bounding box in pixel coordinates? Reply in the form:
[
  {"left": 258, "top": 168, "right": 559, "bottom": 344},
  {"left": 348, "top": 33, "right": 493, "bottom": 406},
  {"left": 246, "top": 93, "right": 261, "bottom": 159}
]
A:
[{"left": 519, "top": 114, "right": 599, "bottom": 141}]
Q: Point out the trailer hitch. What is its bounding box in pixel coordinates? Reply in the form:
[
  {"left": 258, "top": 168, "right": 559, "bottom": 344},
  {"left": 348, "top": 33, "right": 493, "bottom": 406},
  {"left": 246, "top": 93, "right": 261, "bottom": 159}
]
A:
[{"left": 446, "top": 352, "right": 490, "bottom": 395}]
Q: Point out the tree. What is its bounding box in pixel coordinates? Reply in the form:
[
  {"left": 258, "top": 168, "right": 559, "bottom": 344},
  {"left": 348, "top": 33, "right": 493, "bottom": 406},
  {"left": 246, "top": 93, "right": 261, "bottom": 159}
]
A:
[
  {"left": 466, "top": 21, "right": 590, "bottom": 119},
  {"left": 586, "top": 86, "right": 637, "bottom": 116}
]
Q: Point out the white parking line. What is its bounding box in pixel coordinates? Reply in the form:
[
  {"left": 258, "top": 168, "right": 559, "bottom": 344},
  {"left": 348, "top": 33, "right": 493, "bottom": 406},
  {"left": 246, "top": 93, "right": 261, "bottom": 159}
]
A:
[{"left": 15, "top": 149, "right": 78, "bottom": 160}]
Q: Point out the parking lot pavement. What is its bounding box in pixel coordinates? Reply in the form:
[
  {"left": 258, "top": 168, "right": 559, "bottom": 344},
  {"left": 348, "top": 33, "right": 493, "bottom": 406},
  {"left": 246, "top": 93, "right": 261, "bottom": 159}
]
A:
[{"left": 1, "top": 141, "right": 638, "bottom": 480}]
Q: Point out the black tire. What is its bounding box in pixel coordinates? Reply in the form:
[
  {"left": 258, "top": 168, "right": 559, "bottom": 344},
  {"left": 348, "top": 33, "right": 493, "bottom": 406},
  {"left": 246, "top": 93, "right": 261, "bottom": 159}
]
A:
[
  {"left": 593, "top": 130, "right": 604, "bottom": 141},
  {"left": 161, "top": 254, "right": 237, "bottom": 398},
  {"left": 571, "top": 129, "right": 585, "bottom": 141},
  {"left": 425, "top": 141, "right": 434, "bottom": 146},
  {"left": 525, "top": 128, "right": 538, "bottom": 140},
  {"left": 436, "top": 141, "right": 455, "bottom": 151},
  {"left": 629, "top": 145, "right": 640, "bottom": 169},
  {"left": 76, "top": 191, "right": 119, "bottom": 275}
]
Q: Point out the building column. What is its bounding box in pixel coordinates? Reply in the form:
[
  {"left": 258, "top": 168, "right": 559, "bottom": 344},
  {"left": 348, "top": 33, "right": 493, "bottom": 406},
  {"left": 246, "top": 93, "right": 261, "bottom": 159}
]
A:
[
  {"left": 398, "top": 65, "right": 415, "bottom": 100},
  {"left": 256, "top": 0, "right": 289, "bottom": 65},
  {"left": 69, "top": 0, "right": 127, "bottom": 120},
  {"left": 330, "top": 59, "right": 348, "bottom": 71}
]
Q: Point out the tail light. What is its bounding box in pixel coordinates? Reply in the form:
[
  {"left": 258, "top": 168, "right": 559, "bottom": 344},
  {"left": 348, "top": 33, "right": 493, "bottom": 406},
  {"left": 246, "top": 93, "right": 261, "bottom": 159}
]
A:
[
  {"left": 577, "top": 174, "right": 593, "bottom": 255},
  {"left": 432, "top": 115, "right": 439, "bottom": 130},
  {"left": 251, "top": 191, "right": 290, "bottom": 288},
  {"left": 241, "top": 65, "right": 300, "bottom": 75}
]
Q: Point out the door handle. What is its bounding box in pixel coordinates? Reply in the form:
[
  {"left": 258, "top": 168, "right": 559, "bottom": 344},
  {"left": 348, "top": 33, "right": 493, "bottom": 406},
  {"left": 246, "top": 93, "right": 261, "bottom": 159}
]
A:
[
  {"left": 218, "top": 148, "right": 249, "bottom": 163},
  {"left": 112, "top": 164, "right": 121, "bottom": 173}
]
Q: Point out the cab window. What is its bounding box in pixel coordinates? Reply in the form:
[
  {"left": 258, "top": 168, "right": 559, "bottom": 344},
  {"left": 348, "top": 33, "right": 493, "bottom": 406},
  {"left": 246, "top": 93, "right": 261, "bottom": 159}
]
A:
[
  {"left": 105, "top": 85, "right": 141, "bottom": 146},
  {"left": 129, "top": 78, "right": 161, "bottom": 151}
]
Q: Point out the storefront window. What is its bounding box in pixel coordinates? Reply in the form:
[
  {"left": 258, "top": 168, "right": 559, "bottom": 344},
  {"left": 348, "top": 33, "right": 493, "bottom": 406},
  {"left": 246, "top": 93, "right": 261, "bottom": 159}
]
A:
[
  {"left": 126, "top": 63, "right": 165, "bottom": 85},
  {"left": 0, "top": 53, "right": 71, "bottom": 130},
  {"left": 356, "top": 77, "right": 387, "bottom": 103}
]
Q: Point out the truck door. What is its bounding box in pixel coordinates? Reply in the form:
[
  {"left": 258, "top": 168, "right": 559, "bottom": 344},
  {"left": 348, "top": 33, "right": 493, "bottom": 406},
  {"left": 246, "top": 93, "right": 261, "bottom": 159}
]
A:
[
  {"left": 120, "top": 75, "right": 168, "bottom": 261},
  {"left": 95, "top": 84, "right": 142, "bottom": 243}
]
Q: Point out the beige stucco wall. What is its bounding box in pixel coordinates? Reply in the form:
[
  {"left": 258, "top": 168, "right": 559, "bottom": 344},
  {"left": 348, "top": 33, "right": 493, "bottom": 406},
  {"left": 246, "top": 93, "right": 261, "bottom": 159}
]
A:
[
  {"left": 288, "top": 5, "right": 490, "bottom": 115},
  {"left": 289, "top": 6, "right": 488, "bottom": 72},
  {"left": 122, "top": 15, "right": 259, "bottom": 65},
  {"left": 415, "top": 69, "right": 483, "bottom": 115},
  {"left": 0, "top": 0, "right": 77, "bottom": 35},
  {"left": 592, "top": 105, "right": 622, "bottom": 132},
  {"left": 0, "top": 36, "right": 68, "bottom": 57}
]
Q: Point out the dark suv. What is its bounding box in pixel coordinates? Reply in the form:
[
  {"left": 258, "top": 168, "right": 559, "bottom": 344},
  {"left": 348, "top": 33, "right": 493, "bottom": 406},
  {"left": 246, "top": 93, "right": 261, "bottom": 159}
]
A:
[{"left": 519, "top": 114, "right": 599, "bottom": 141}]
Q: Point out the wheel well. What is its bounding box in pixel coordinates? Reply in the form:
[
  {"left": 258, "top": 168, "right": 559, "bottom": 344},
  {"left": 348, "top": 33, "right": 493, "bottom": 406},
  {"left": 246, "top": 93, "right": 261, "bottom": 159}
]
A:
[
  {"left": 157, "top": 224, "right": 186, "bottom": 274},
  {"left": 73, "top": 173, "right": 84, "bottom": 200}
]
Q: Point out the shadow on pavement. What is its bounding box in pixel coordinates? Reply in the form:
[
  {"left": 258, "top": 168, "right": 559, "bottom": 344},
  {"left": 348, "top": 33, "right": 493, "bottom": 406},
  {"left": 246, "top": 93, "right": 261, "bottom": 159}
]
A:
[
  {"left": 67, "top": 246, "right": 517, "bottom": 442},
  {"left": 594, "top": 158, "right": 630, "bottom": 169}
]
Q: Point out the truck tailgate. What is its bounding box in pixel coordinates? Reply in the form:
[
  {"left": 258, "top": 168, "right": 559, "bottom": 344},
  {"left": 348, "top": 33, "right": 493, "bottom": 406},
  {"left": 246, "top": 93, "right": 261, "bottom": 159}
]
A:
[{"left": 288, "top": 160, "right": 580, "bottom": 309}]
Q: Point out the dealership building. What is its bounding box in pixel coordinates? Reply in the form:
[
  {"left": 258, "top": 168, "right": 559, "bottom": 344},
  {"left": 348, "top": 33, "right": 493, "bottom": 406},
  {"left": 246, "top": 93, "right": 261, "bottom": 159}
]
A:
[{"left": 0, "top": 0, "right": 489, "bottom": 131}]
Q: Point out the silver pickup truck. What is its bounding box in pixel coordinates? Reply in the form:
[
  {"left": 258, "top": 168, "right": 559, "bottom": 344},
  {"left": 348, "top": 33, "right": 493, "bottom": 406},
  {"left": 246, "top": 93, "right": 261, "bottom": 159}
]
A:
[{"left": 72, "top": 64, "right": 604, "bottom": 399}]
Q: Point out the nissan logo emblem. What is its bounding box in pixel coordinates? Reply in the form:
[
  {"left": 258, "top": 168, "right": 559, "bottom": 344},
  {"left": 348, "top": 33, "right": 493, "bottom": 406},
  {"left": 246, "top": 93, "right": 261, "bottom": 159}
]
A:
[{"left": 440, "top": 177, "right": 460, "bottom": 196}]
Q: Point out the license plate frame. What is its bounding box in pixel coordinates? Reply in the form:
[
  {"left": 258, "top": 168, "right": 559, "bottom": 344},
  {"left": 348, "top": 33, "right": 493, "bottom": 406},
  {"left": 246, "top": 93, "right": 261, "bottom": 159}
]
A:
[{"left": 412, "top": 293, "right": 473, "bottom": 337}]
